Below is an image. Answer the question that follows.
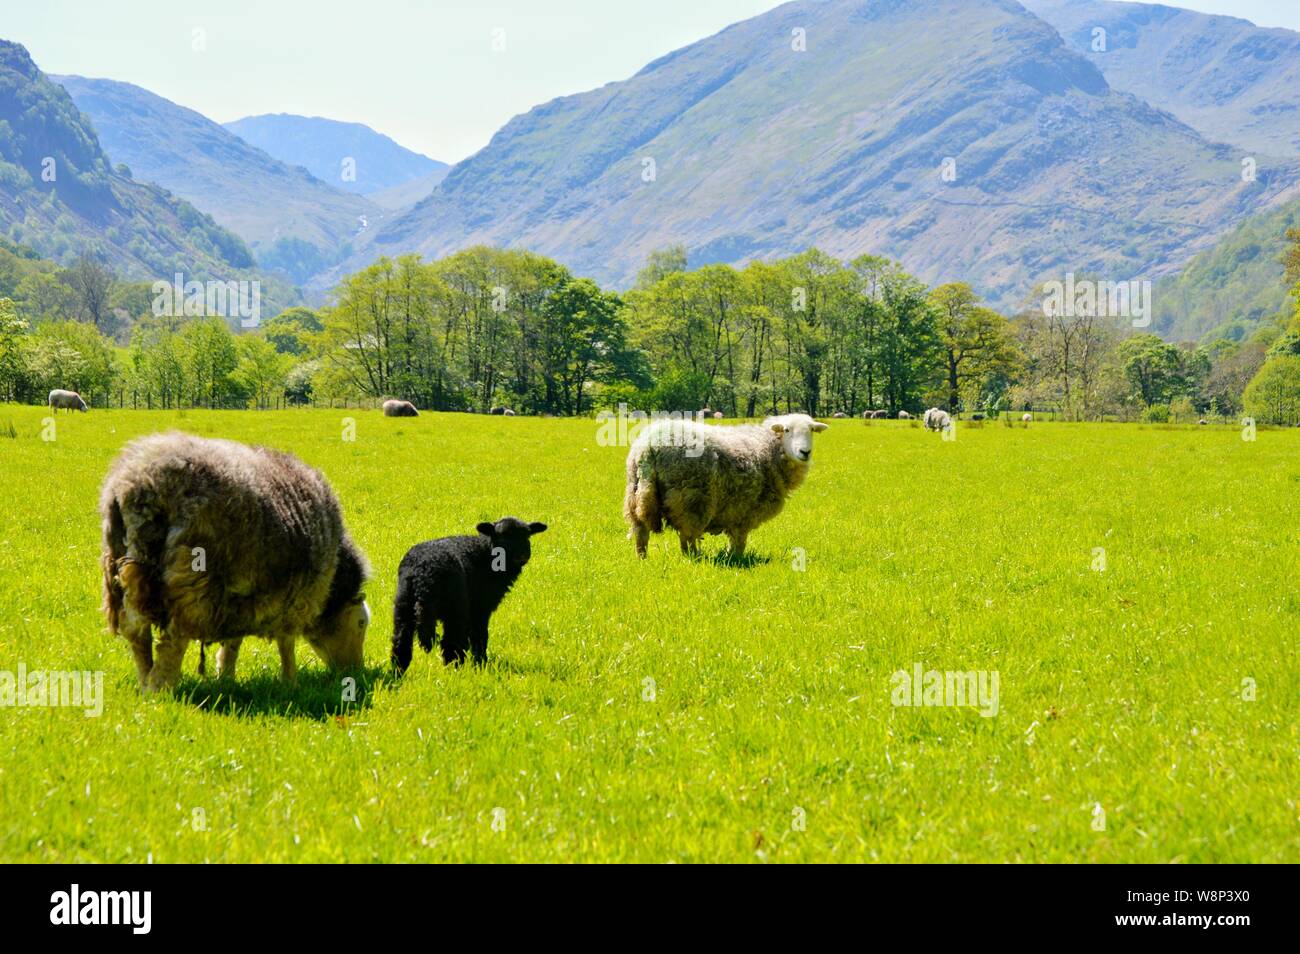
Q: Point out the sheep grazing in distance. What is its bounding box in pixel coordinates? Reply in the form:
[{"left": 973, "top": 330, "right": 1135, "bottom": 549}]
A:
[
  {"left": 864, "top": 409, "right": 887, "bottom": 419},
  {"left": 490, "top": 406, "right": 516, "bottom": 415},
  {"left": 923, "top": 408, "right": 951, "bottom": 432},
  {"left": 898, "top": 410, "right": 911, "bottom": 420},
  {"left": 503, "top": 408, "right": 515, "bottom": 416},
  {"left": 832, "top": 411, "right": 847, "bottom": 419},
  {"left": 391, "top": 517, "right": 548, "bottom": 671},
  {"left": 712, "top": 410, "right": 723, "bottom": 419},
  {"left": 1022, "top": 413, "right": 1033, "bottom": 423},
  {"left": 1198, "top": 418, "right": 1208, "bottom": 426},
  {"left": 971, "top": 412, "right": 986, "bottom": 421},
  {"left": 624, "top": 413, "right": 828, "bottom": 558},
  {"left": 383, "top": 399, "right": 419, "bottom": 417},
  {"left": 49, "top": 389, "right": 88, "bottom": 413},
  {"left": 100, "top": 432, "right": 371, "bottom": 692}
]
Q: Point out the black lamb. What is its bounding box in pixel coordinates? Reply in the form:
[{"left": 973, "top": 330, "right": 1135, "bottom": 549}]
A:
[{"left": 391, "top": 517, "right": 548, "bottom": 672}]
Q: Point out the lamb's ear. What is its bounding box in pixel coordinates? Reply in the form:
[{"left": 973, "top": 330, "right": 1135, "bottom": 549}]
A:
[
  {"left": 811, "top": 421, "right": 829, "bottom": 432},
  {"left": 476, "top": 522, "right": 496, "bottom": 537},
  {"left": 528, "top": 522, "right": 548, "bottom": 535}
]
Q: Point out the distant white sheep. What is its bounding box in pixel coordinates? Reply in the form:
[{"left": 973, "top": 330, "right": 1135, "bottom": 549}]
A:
[
  {"left": 1022, "top": 413, "right": 1032, "bottom": 423},
  {"left": 923, "top": 408, "right": 951, "bottom": 432},
  {"left": 49, "top": 389, "right": 87, "bottom": 412},
  {"left": 623, "top": 413, "right": 828, "bottom": 558}
]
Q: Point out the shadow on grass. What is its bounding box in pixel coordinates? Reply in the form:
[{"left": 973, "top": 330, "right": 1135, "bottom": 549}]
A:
[
  {"left": 697, "top": 550, "right": 772, "bottom": 569},
  {"left": 176, "top": 665, "right": 392, "bottom": 720}
]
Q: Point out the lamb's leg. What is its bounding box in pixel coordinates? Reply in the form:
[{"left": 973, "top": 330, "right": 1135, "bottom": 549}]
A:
[
  {"left": 440, "top": 584, "right": 471, "bottom": 666},
  {"left": 276, "top": 634, "right": 297, "bottom": 683},
  {"left": 118, "top": 603, "right": 153, "bottom": 686},
  {"left": 679, "top": 532, "right": 700, "bottom": 557},
  {"left": 216, "top": 639, "right": 241, "bottom": 679},
  {"left": 469, "top": 615, "right": 491, "bottom": 666},
  {"left": 390, "top": 587, "right": 419, "bottom": 674},
  {"left": 146, "top": 630, "right": 190, "bottom": 693}
]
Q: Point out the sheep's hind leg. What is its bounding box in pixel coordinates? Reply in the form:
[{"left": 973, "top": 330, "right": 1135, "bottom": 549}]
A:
[
  {"left": 118, "top": 603, "right": 153, "bottom": 686},
  {"left": 276, "top": 634, "right": 297, "bottom": 683},
  {"left": 145, "top": 630, "right": 190, "bottom": 693},
  {"left": 678, "top": 532, "right": 701, "bottom": 557},
  {"left": 469, "top": 615, "right": 491, "bottom": 666},
  {"left": 216, "top": 639, "right": 241, "bottom": 679},
  {"left": 632, "top": 522, "right": 650, "bottom": 559}
]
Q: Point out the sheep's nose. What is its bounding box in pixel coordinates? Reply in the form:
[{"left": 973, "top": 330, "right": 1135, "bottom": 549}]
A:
[{"left": 801, "top": 449, "right": 812, "bottom": 460}]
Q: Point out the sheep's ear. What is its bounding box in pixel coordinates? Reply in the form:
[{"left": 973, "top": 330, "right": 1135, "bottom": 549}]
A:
[
  {"left": 770, "top": 422, "right": 786, "bottom": 434},
  {"left": 528, "top": 522, "right": 548, "bottom": 535},
  {"left": 476, "top": 522, "right": 496, "bottom": 537},
  {"left": 811, "top": 421, "right": 829, "bottom": 432}
]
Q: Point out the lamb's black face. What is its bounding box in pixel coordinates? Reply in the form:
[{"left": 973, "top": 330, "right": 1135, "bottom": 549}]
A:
[{"left": 477, "top": 517, "right": 548, "bottom": 567}]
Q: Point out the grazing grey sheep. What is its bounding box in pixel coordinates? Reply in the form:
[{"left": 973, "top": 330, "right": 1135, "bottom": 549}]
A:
[
  {"left": 100, "top": 432, "right": 371, "bottom": 692},
  {"left": 383, "top": 399, "right": 418, "bottom": 417},
  {"left": 624, "top": 413, "right": 827, "bottom": 558},
  {"left": 1198, "top": 418, "right": 1208, "bottom": 425},
  {"left": 489, "top": 406, "right": 507, "bottom": 415},
  {"left": 1022, "top": 413, "right": 1032, "bottom": 422},
  {"left": 832, "top": 411, "right": 847, "bottom": 419},
  {"left": 503, "top": 408, "right": 515, "bottom": 416},
  {"left": 898, "top": 410, "right": 911, "bottom": 420},
  {"left": 391, "top": 517, "right": 547, "bottom": 671},
  {"left": 49, "top": 389, "right": 88, "bottom": 412},
  {"left": 712, "top": 410, "right": 723, "bottom": 419},
  {"left": 923, "top": 408, "right": 951, "bottom": 432}
]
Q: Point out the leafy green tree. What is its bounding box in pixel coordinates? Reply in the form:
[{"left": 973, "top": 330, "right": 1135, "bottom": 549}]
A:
[
  {"left": 1116, "top": 334, "right": 1185, "bottom": 407},
  {"left": 1243, "top": 356, "right": 1300, "bottom": 425},
  {"left": 235, "top": 335, "right": 292, "bottom": 408},
  {"left": 0, "top": 296, "right": 29, "bottom": 400}
]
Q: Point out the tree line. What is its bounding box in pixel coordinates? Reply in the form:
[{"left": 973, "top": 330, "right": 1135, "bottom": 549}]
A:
[{"left": 1, "top": 235, "right": 1298, "bottom": 424}]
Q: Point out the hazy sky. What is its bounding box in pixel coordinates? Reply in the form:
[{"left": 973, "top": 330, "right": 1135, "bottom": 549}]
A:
[{"left": 9, "top": 1, "right": 1300, "bottom": 164}]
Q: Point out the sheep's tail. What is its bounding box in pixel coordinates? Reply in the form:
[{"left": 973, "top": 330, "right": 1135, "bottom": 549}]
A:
[
  {"left": 100, "top": 491, "right": 167, "bottom": 635},
  {"left": 624, "top": 448, "right": 662, "bottom": 535}
]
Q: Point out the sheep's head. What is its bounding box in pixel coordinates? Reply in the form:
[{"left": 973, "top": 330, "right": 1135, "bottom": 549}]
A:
[
  {"left": 477, "top": 517, "right": 548, "bottom": 570},
  {"left": 764, "top": 414, "right": 828, "bottom": 463},
  {"left": 307, "top": 539, "right": 370, "bottom": 670}
]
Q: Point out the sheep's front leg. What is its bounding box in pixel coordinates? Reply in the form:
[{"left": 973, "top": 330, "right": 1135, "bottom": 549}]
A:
[
  {"left": 146, "top": 630, "right": 190, "bottom": 693},
  {"left": 216, "top": 639, "right": 242, "bottom": 679},
  {"left": 276, "top": 634, "right": 297, "bottom": 683},
  {"left": 727, "top": 529, "right": 748, "bottom": 556}
]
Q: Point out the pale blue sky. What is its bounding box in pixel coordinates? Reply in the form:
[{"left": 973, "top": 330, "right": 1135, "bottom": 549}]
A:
[{"left": 8, "top": 0, "right": 1299, "bottom": 163}]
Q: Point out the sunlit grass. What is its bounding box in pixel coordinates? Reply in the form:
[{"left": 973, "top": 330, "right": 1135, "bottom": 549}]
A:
[{"left": 0, "top": 407, "right": 1295, "bottom": 861}]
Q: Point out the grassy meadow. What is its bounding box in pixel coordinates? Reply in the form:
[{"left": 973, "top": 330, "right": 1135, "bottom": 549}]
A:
[{"left": 0, "top": 406, "right": 1295, "bottom": 862}]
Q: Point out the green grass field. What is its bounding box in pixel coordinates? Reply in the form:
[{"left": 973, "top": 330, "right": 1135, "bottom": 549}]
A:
[{"left": 0, "top": 406, "right": 1295, "bottom": 862}]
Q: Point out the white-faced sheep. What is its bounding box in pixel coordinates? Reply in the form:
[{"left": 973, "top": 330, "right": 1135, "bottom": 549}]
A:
[
  {"left": 624, "top": 413, "right": 828, "bottom": 558},
  {"left": 923, "top": 408, "right": 951, "bottom": 432},
  {"left": 49, "top": 389, "right": 88, "bottom": 412},
  {"left": 383, "top": 399, "right": 418, "bottom": 417},
  {"left": 100, "top": 432, "right": 371, "bottom": 692}
]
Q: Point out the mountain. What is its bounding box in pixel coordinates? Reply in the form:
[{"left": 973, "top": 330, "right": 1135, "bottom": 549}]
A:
[
  {"left": 341, "top": 0, "right": 1300, "bottom": 309},
  {"left": 56, "top": 76, "right": 377, "bottom": 284},
  {"left": 223, "top": 114, "right": 447, "bottom": 195},
  {"left": 1023, "top": 0, "right": 1300, "bottom": 155},
  {"left": 1154, "top": 197, "right": 1299, "bottom": 341},
  {"left": 0, "top": 40, "right": 259, "bottom": 284},
  {"left": 368, "top": 170, "right": 449, "bottom": 211}
]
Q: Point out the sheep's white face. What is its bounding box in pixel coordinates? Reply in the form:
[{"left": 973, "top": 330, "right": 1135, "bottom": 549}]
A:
[
  {"left": 766, "top": 414, "right": 828, "bottom": 463},
  {"left": 309, "top": 597, "right": 369, "bottom": 669}
]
